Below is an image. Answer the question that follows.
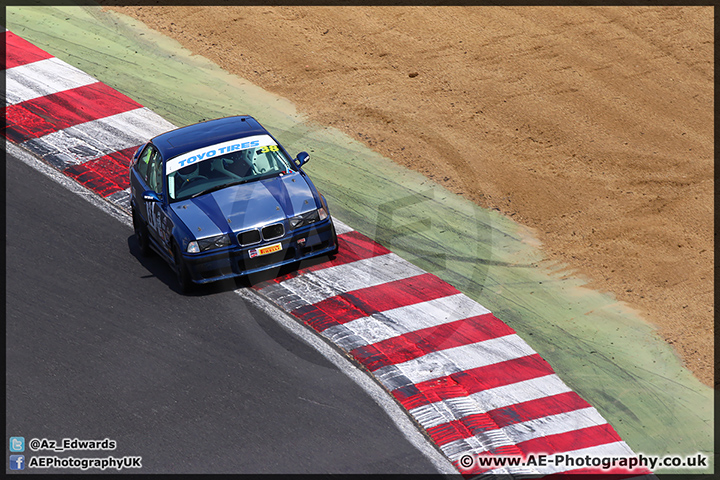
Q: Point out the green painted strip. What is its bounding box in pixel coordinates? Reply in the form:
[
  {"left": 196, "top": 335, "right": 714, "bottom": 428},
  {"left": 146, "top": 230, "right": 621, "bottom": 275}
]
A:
[{"left": 8, "top": 5, "right": 713, "bottom": 473}]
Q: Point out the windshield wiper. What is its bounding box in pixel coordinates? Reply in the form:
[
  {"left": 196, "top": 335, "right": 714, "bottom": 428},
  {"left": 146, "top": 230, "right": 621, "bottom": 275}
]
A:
[{"left": 188, "top": 179, "right": 250, "bottom": 199}]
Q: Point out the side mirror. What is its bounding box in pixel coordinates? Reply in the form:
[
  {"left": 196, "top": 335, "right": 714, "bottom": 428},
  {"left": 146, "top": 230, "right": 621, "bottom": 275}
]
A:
[
  {"left": 143, "top": 191, "right": 162, "bottom": 203},
  {"left": 295, "top": 151, "right": 310, "bottom": 167}
]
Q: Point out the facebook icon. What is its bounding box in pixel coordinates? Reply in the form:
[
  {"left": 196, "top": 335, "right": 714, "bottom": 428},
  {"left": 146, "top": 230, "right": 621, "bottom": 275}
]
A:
[{"left": 9, "top": 455, "right": 25, "bottom": 470}]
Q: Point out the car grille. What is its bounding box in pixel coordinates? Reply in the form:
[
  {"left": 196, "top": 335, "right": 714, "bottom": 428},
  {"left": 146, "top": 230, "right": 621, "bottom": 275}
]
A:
[
  {"left": 238, "top": 223, "right": 285, "bottom": 246},
  {"left": 262, "top": 223, "right": 284, "bottom": 241},
  {"left": 237, "top": 229, "right": 261, "bottom": 246}
]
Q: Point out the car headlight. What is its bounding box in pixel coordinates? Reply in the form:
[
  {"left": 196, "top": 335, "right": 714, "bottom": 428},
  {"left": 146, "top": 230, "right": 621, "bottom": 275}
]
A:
[
  {"left": 318, "top": 206, "right": 328, "bottom": 221},
  {"left": 289, "top": 208, "right": 327, "bottom": 229},
  {"left": 187, "top": 234, "right": 231, "bottom": 253}
]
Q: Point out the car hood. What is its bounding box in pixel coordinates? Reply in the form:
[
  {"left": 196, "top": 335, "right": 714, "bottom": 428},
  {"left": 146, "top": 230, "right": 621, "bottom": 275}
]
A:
[{"left": 171, "top": 172, "right": 317, "bottom": 239}]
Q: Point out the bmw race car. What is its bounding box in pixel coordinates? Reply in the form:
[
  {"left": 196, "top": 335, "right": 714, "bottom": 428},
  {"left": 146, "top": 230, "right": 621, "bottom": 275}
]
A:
[{"left": 129, "top": 115, "right": 338, "bottom": 293}]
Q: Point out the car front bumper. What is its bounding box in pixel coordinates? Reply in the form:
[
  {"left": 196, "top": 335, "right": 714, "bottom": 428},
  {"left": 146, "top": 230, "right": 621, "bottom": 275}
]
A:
[{"left": 182, "top": 218, "right": 337, "bottom": 284}]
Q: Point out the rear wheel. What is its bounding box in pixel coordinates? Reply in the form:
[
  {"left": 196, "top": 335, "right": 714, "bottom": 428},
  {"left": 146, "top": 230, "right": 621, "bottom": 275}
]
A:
[
  {"left": 173, "top": 242, "right": 193, "bottom": 294},
  {"left": 133, "top": 207, "right": 151, "bottom": 257}
]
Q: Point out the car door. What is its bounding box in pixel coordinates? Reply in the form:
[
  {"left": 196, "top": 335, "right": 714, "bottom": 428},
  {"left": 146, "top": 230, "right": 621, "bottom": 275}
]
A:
[
  {"left": 130, "top": 145, "right": 169, "bottom": 253},
  {"left": 144, "top": 148, "right": 174, "bottom": 255},
  {"left": 131, "top": 143, "right": 153, "bottom": 215}
]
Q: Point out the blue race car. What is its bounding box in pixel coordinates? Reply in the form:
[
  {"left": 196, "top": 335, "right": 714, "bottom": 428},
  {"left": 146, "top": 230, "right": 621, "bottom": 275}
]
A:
[{"left": 129, "top": 115, "right": 338, "bottom": 293}]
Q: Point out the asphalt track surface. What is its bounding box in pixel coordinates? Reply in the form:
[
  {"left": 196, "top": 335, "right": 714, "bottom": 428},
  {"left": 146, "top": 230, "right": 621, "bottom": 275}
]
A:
[{"left": 5, "top": 153, "right": 443, "bottom": 474}]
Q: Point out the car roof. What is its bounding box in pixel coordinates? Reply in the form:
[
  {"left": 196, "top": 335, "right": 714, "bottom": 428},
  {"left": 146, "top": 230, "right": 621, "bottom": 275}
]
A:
[{"left": 151, "top": 115, "right": 268, "bottom": 160}]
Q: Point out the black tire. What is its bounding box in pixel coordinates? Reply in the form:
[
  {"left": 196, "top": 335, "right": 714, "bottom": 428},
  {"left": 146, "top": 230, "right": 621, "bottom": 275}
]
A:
[
  {"left": 133, "top": 207, "right": 152, "bottom": 257},
  {"left": 329, "top": 224, "right": 339, "bottom": 258},
  {"left": 173, "top": 242, "right": 194, "bottom": 294}
]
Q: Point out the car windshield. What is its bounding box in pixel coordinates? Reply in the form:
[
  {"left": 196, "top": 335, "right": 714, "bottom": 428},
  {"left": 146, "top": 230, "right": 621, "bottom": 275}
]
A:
[{"left": 166, "top": 136, "right": 295, "bottom": 202}]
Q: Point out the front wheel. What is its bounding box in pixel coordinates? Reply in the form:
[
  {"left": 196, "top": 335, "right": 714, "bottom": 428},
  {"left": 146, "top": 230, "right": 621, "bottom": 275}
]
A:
[
  {"left": 328, "top": 224, "right": 339, "bottom": 258},
  {"left": 173, "top": 242, "right": 193, "bottom": 294},
  {"left": 133, "top": 207, "right": 151, "bottom": 257}
]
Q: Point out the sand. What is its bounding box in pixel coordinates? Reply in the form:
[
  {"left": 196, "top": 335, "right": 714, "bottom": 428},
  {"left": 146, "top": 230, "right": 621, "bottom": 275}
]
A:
[{"left": 101, "top": 5, "right": 714, "bottom": 387}]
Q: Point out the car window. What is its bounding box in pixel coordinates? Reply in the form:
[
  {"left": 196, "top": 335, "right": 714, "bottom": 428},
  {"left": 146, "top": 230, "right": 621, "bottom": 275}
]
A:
[
  {"left": 165, "top": 136, "right": 295, "bottom": 202},
  {"left": 251, "top": 145, "right": 287, "bottom": 174},
  {"left": 136, "top": 145, "right": 153, "bottom": 182},
  {"left": 147, "top": 148, "right": 163, "bottom": 194}
]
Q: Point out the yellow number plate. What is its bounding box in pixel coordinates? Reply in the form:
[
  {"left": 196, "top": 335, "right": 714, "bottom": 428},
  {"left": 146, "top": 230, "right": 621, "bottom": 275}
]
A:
[{"left": 249, "top": 242, "right": 282, "bottom": 258}]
